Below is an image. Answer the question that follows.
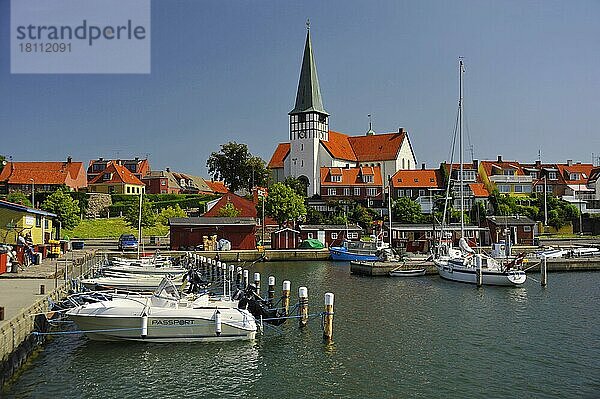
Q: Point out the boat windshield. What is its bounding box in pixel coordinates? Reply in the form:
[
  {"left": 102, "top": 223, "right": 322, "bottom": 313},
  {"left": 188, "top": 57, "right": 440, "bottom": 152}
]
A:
[
  {"left": 153, "top": 277, "right": 181, "bottom": 301},
  {"left": 347, "top": 240, "right": 378, "bottom": 251}
]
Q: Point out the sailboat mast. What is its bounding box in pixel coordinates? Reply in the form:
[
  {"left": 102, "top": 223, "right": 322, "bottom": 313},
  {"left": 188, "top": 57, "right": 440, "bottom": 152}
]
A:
[
  {"left": 459, "top": 58, "right": 465, "bottom": 235},
  {"left": 388, "top": 176, "right": 393, "bottom": 248}
]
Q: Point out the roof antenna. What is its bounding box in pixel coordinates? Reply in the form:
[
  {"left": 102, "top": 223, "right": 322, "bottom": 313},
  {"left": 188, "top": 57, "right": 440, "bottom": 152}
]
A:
[
  {"left": 306, "top": 18, "right": 310, "bottom": 31},
  {"left": 538, "top": 149, "right": 542, "bottom": 163}
]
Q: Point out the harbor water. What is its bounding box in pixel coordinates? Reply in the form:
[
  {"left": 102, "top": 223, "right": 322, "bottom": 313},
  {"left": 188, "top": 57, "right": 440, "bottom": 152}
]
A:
[{"left": 4, "top": 261, "right": 600, "bottom": 398}]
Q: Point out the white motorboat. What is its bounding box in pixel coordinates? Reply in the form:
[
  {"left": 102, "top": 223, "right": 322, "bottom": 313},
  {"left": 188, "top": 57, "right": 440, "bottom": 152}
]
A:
[
  {"left": 101, "top": 263, "right": 187, "bottom": 276},
  {"left": 67, "top": 279, "right": 257, "bottom": 342},
  {"left": 80, "top": 274, "right": 182, "bottom": 292},
  {"left": 433, "top": 60, "right": 526, "bottom": 287}
]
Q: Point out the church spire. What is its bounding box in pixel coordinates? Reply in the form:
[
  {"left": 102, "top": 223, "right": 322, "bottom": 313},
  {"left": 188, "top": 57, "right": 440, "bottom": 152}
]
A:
[{"left": 289, "top": 23, "right": 328, "bottom": 115}]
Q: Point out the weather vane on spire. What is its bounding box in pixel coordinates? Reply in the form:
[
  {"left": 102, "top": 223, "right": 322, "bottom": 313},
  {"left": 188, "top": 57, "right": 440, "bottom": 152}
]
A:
[{"left": 306, "top": 18, "right": 310, "bottom": 30}]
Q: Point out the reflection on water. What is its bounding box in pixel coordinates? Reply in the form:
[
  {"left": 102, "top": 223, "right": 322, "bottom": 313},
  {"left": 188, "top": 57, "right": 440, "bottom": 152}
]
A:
[{"left": 4, "top": 262, "right": 600, "bottom": 399}]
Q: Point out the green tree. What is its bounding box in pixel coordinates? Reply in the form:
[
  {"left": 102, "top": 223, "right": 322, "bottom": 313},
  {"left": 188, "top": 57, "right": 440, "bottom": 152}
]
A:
[
  {"left": 156, "top": 204, "right": 187, "bottom": 225},
  {"left": 216, "top": 202, "right": 242, "bottom": 217},
  {"left": 41, "top": 188, "right": 80, "bottom": 230},
  {"left": 305, "top": 206, "right": 325, "bottom": 224},
  {"left": 392, "top": 197, "right": 422, "bottom": 223},
  {"left": 263, "top": 183, "right": 306, "bottom": 226},
  {"left": 206, "top": 142, "right": 268, "bottom": 192},
  {"left": 283, "top": 176, "right": 308, "bottom": 197},
  {"left": 349, "top": 203, "right": 376, "bottom": 229},
  {"left": 6, "top": 191, "right": 32, "bottom": 207},
  {"left": 124, "top": 198, "right": 156, "bottom": 228}
]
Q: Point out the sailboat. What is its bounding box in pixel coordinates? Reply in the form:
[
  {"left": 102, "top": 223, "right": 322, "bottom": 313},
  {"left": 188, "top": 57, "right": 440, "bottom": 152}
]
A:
[{"left": 433, "top": 59, "right": 526, "bottom": 286}]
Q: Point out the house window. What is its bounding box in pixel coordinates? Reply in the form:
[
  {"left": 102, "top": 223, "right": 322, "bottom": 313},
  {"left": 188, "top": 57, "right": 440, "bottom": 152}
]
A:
[
  {"left": 109, "top": 186, "right": 115, "bottom": 194},
  {"left": 535, "top": 185, "right": 544, "bottom": 193},
  {"left": 548, "top": 172, "right": 557, "bottom": 180},
  {"left": 161, "top": 180, "right": 166, "bottom": 186},
  {"left": 498, "top": 185, "right": 510, "bottom": 193},
  {"left": 348, "top": 232, "right": 359, "bottom": 239},
  {"left": 547, "top": 185, "right": 553, "bottom": 192},
  {"left": 328, "top": 188, "right": 336, "bottom": 196},
  {"left": 344, "top": 188, "right": 350, "bottom": 196},
  {"left": 397, "top": 189, "right": 404, "bottom": 197},
  {"left": 103, "top": 173, "right": 111, "bottom": 181},
  {"left": 515, "top": 185, "right": 523, "bottom": 193},
  {"left": 425, "top": 231, "right": 433, "bottom": 238},
  {"left": 419, "top": 189, "right": 425, "bottom": 196},
  {"left": 523, "top": 226, "right": 532, "bottom": 232},
  {"left": 354, "top": 187, "right": 360, "bottom": 196},
  {"left": 366, "top": 188, "right": 377, "bottom": 197},
  {"left": 331, "top": 232, "right": 338, "bottom": 239},
  {"left": 307, "top": 233, "right": 313, "bottom": 239},
  {"left": 363, "top": 175, "right": 373, "bottom": 183},
  {"left": 36, "top": 215, "right": 41, "bottom": 227},
  {"left": 331, "top": 175, "right": 341, "bottom": 182},
  {"left": 44, "top": 218, "right": 49, "bottom": 229},
  {"left": 126, "top": 186, "right": 131, "bottom": 194}
]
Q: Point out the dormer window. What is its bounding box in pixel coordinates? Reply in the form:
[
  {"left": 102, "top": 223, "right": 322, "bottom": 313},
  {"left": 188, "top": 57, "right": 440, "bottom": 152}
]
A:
[
  {"left": 548, "top": 172, "right": 557, "bottom": 180},
  {"left": 569, "top": 173, "right": 580, "bottom": 180},
  {"left": 363, "top": 175, "right": 373, "bottom": 183},
  {"left": 414, "top": 178, "right": 419, "bottom": 183},
  {"left": 102, "top": 173, "right": 112, "bottom": 181},
  {"left": 331, "top": 175, "right": 341, "bottom": 183}
]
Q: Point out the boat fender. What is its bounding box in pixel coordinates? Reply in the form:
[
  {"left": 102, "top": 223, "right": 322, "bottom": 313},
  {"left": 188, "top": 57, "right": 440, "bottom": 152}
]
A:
[
  {"left": 141, "top": 314, "right": 148, "bottom": 338},
  {"left": 215, "top": 310, "right": 222, "bottom": 336}
]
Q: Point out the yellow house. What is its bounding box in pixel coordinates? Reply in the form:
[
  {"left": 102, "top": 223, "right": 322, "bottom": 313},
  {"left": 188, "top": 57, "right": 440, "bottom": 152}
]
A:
[
  {"left": 88, "top": 162, "right": 146, "bottom": 195},
  {"left": 0, "top": 200, "right": 56, "bottom": 245}
]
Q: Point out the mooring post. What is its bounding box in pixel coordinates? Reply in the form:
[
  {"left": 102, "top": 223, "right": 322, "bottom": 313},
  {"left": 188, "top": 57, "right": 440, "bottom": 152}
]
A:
[
  {"left": 254, "top": 272, "right": 261, "bottom": 296},
  {"left": 243, "top": 270, "right": 249, "bottom": 288},
  {"left": 228, "top": 264, "right": 235, "bottom": 284},
  {"left": 217, "top": 261, "right": 222, "bottom": 282},
  {"left": 541, "top": 256, "right": 548, "bottom": 287},
  {"left": 323, "top": 293, "right": 334, "bottom": 341},
  {"left": 268, "top": 276, "right": 275, "bottom": 307},
  {"left": 299, "top": 286, "right": 309, "bottom": 328},
  {"left": 212, "top": 259, "right": 217, "bottom": 281},
  {"left": 39, "top": 284, "right": 45, "bottom": 295},
  {"left": 282, "top": 280, "right": 291, "bottom": 316}
]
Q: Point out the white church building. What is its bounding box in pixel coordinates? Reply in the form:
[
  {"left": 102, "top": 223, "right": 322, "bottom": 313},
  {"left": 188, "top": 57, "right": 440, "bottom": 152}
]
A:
[{"left": 268, "top": 27, "right": 418, "bottom": 198}]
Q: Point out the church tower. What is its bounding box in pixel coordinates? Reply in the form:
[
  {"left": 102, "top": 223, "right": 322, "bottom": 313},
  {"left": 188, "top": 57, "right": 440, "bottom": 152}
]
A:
[{"left": 288, "top": 24, "right": 329, "bottom": 196}]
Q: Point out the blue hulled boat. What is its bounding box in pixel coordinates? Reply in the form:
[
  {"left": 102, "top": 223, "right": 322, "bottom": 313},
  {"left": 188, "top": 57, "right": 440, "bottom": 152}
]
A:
[{"left": 329, "top": 239, "right": 388, "bottom": 261}]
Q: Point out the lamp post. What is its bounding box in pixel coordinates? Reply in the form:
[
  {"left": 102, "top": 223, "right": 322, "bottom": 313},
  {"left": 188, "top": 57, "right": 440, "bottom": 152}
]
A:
[{"left": 30, "top": 178, "right": 35, "bottom": 208}]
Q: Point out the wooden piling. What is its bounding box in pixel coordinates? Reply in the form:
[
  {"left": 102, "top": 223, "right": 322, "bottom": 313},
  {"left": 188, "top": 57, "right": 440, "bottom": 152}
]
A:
[
  {"left": 268, "top": 276, "right": 275, "bottom": 307},
  {"left": 541, "top": 257, "right": 548, "bottom": 287},
  {"left": 254, "top": 272, "right": 261, "bottom": 295},
  {"left": 323, "top": 293, "right": 334, "bottom": 341},
  {"left": 299, "top": 287, "right": 309, "bottom": 328},
  {"left": 282, "top": 280, "right": 291, "bottom": 316}
]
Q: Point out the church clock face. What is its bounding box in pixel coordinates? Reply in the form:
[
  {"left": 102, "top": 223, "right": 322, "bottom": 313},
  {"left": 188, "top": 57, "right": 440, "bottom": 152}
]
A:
[{"left": 298, "top": 131, "right": 306, "bottom": 139}]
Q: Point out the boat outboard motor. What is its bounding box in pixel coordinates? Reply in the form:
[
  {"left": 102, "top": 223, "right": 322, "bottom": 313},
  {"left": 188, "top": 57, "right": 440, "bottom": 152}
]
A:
[
  {"left": 237, "top": 285, "right": 286, "bottom": 325},
  {"left": 183, "top": 268, "right": 209, "bottom": 294}
]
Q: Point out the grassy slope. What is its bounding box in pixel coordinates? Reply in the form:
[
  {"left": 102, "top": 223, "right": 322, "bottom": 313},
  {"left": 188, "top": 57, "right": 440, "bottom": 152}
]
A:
[{"left": 63, "top": 217, "right": 169, "bottom": 239}]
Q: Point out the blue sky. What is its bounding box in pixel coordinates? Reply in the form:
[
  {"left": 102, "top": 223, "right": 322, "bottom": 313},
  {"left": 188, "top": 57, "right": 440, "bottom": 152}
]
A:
[{"left": 1, "top": 0, "right": 599, "bottom": 174}]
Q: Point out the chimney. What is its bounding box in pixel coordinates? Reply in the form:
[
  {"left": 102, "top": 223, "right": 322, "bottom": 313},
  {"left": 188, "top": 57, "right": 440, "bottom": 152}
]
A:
[
  {"left": 135, "top": 157, "right": 139, "bottom": 161},
  {"left": 67, "top": 156, "right": 72, "bottom": 163},
  {"left": 166, "top": 167, "right": 170, "bottom": 172},
  {"left": 398, "top": 127, "right": 404, "bottom": 134},
  {"left": 535, "top": 160, "right": 541, "bottom": 168},
  {"left": 99, "top": 157, "right": 103, "bottom": 161},
  {"left": 472, "top": 159, "right": 479, "bottom": 169},
  {"left": 497, "top": 155, "right": 503, "bottom": 163},
  {"left": 567, "top": 159, "right": 573, "bottom": 166},
  {"left": 421, "top": 163, "right": 426, "bottom": 170}
]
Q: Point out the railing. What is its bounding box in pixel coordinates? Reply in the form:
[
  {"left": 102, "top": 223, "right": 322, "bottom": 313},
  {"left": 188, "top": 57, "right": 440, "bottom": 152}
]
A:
[{"left": 489, "top": 175, "right": 533, "bottom": 183}]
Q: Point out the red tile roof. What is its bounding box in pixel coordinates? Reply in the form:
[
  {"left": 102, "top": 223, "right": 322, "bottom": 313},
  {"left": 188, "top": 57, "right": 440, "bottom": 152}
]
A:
[
  {"left": 469, "top": 183, "right": 490, "bottom": 197},
  {"left": 267, "top": 143, "right": 290, "bottom": 168},
  {"left": 0, "top": 161, "right": 87, "bottom": 188},
  {"left": 320, "top": 166, "right": 382, "bottom": 186},
  {"left": 204, "top": 192, "right": 277, "bottom": 225},
  {"left": 391, "top": 169, "right": 443, "bottom": 188},
  {"left": 88, "top": 162, "right": 144, "bottom": 186},
  {"left": 348, "top": 132, "right": 406, "bottom": 162},
  {"left": 321, "top": 131, "right": 357, "bottom": 161},
  {"left": 556, "top": 163, "right": 593, "bottom": 185},
  {"left": 205, "top": 180, "right": 229, "bottom": 194}
]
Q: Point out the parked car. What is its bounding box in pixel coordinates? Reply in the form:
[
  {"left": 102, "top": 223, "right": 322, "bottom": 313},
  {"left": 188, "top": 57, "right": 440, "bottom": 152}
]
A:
[{"left": 118, "top": 234, "right": 138, "bottom": 251}]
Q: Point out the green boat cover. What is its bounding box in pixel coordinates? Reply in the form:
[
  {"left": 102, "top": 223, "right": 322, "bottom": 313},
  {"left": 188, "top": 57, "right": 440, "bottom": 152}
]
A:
[{"left": 299, "top": 239, "right": 325, "bottom": 249}]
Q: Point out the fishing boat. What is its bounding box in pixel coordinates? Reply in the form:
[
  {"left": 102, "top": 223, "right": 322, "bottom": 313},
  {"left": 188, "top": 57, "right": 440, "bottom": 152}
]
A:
[
  {"left": 67, "top": 278, "right": 257, "bottom": 342},
  {"left": 432, "top": 59, "right": 526, "bottom": 287},
  {"left": 329, "top": 238, "right": 388, "bottom": 261}
]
